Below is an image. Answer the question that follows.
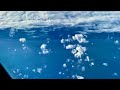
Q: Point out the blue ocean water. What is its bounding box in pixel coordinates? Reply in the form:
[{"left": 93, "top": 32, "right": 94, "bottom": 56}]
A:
[{"left": 0, "top": 26, "right": 120, "bottom": 79}]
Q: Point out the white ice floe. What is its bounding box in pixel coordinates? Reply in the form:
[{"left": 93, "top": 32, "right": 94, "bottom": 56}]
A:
[{"left": 19, "top": 38, "right": 26, "bottom": 43}]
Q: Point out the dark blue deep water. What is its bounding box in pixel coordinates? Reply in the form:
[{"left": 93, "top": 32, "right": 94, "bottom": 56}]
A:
[{"left": 0, "top": 26, "right": 120, "bottom": 79}]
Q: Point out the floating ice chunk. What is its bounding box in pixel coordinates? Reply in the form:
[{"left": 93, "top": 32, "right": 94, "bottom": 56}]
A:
[
  {"left": 66, "top": 44, "right": 75, "bottom": 49},
  {"left": 76, "top": 75, "right": 84, "bottom": 79},
  {"left": 102, "top": 63, "right": 108, "bottom": 66},
  {"left": 19, "top": 38, "right": 26, "bottom": 43},
  {"left": 63, "top": 63, "right": 67, "bottom": 68}
]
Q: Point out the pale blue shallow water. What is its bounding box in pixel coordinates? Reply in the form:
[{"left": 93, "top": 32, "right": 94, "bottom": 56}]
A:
[{"left": 0, "top": 26, "right": 120, "bottom": 79}]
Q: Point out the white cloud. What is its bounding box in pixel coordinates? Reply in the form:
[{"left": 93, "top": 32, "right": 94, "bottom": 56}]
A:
[
  {"left": 73, "top": 45, "right": 87, "bottom": 58},
  {"left": 19, "top": 38, "right": 26, "bottom": 43},
  {"left": 40, "top": 44, "right": 47, "bottom": 49},
  {"left": 102, "top": 63, "right": 108, "bottom": 66},
  {"left": 37, "top": 68, "right": 42, "bottom": 73},
  {"left": 66, "top": 44, "right": 75, "bottom": 49},
  {"left": 40, "top": 44, "right": 50, "bottom": 54},
  {"left": 72, "top": 34, "right": 88, "bottom": 43},
  {"left": 0, "top": 11, "right": 120, "bottom": 33},
  {"left": 114, "top": 40, "right": 119, "bottom": 45},
  {"left": 60, "top": 39, "right": 65, "bottom": 43},
  {"left": 63, "top": 63, "right": 67, "bottom": 68},
  {"left": 76, "top": 75, "right": 84, "bottom": 79}
]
